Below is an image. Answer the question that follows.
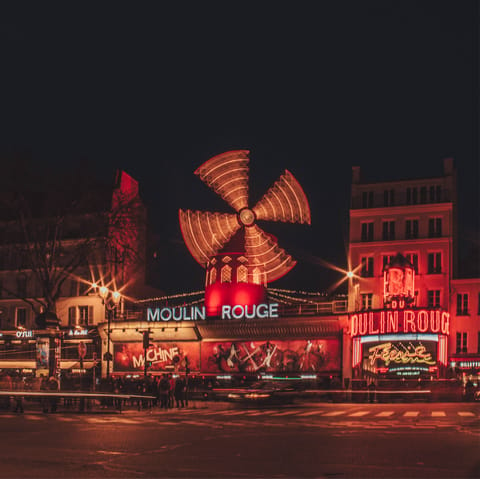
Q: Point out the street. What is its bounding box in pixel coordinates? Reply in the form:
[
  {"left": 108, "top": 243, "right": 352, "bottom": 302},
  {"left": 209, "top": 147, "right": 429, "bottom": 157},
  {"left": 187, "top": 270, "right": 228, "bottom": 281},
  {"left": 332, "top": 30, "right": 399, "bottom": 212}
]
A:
[{"left": 0, "top": 402, "right": 479, "bottom": 478}]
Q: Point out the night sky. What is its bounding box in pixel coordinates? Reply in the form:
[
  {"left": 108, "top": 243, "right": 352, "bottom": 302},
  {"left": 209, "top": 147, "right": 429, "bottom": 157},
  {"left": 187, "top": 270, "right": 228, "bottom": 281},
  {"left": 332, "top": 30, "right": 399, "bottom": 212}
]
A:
[{"left": 0, "top": 2, "right": 478, "bottom": 294}]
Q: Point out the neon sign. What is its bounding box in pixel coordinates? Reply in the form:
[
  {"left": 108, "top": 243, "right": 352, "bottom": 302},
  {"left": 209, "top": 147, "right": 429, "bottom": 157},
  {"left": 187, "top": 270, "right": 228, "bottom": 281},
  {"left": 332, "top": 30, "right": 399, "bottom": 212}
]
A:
[
  {"left": 350, "top": 309, "right": 449, "bottom": 337},
  {"left": 368, "top": 342, "right": 436, "bottom": 367},
  {"left": 147, "top": 303, "right": 279, "bottom": 322},
  {"left": 68, "top": 328, "right": 89, "bottom": 336},
  {"left": 16, "top": 330, "right": 34, "bottom": 338}
]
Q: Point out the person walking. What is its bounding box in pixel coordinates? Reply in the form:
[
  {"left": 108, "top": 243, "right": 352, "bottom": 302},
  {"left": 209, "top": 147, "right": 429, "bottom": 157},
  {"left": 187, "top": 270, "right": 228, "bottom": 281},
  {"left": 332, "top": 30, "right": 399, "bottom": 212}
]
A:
[
  {"left": 174, "top": 376, "right": 185, "bottom": 408},
  {"left": 47, "top": 376, "right": 59, "bottom": 413},
  {"left": 159, "top": 374, "right": 170, "bottom": 410},
  {"left": 13, "top": 375, "right": 24, "bottom": 414}
]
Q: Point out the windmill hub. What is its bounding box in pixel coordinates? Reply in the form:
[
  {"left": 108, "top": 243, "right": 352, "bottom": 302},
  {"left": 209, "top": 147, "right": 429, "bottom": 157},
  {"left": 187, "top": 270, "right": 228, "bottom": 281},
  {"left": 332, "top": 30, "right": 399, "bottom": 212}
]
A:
[{"left": 239, "top": 208, "right": 255, "bottom": 226}]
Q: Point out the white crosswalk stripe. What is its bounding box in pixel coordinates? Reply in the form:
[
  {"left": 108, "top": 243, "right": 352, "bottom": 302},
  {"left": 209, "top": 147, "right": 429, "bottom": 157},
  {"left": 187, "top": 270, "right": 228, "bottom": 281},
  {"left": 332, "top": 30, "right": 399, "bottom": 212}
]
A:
[
  {"left": 375, "top": 411, "right": 394, "bottom": 417},
  {"left": 432, "top": 411, "right": 446, "bottom": 417},
  {"left": 269, "top": 410, "right": 300, "bottom": 416},
  {"left": 404, "top": 411, "right": 419, "bottom": 417},
  {"left": 323, "top": 411, "right": 346, "bottom": 416},
  {"left": 348, "top": 411, "right": 369, "bottom": 417},
  {"left": 297, "top": 410, "right": 325, "bottom": 416},
  {"left": 457, "top": 411, "right": 475, "bottom": 417}
]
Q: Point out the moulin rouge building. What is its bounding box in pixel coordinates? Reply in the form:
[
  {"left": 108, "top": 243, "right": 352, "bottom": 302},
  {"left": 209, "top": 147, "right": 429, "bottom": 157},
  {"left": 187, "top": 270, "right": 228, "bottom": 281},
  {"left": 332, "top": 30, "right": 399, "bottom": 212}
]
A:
[{"left": 98, "top": 154, "right": 480, "bottom": 387}]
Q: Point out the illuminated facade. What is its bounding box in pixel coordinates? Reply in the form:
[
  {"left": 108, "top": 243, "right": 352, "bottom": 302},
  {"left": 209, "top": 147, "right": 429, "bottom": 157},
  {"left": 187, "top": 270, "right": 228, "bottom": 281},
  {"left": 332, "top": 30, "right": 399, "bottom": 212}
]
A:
[{"left": 346, "top": 158, "right": 480, "bottom": 383}]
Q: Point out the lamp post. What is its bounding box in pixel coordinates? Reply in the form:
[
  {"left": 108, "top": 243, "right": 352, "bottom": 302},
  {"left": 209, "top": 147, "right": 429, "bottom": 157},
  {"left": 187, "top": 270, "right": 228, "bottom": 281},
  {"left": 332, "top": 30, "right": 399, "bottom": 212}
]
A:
[{"left": 97, "top": 285, "right": 121, "bottom": 380}]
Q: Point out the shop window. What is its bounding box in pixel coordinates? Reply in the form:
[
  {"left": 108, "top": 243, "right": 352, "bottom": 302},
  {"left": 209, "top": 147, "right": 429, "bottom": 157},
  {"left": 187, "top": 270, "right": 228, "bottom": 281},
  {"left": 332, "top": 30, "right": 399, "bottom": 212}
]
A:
[
  {"left": 427, "top": 252, "right": 441, "bottom": 274},
  {"left": 382, "top": 221, "right": 395, "bottom": 241},
  {"left": 427, "top": 290, "right": 441, "bottom": 308},
  {"left": 456, "top": 332, "right": 467, "bottom": 353},
  {"left": 361, "top": 222, "right": 374, "bottom": 242},
  {"left": 15, "top": 307, "right": 27, "bottom": 328},
  {"left": 428, "top": 218, "right": 442, "bottom": 238},
  {"left": 456, "top": 293, "right": 469, "bottom": 315},
  {"left": 361, "top": 293, "right": 373, "bottom": 310},
  {"left": 237, "top": 265, "right": 248, "bottom": 283},
  {"left": 221, "top": 265, "right": 232, "bottom": 283},
  {"left": 405, "top": 219, "right": 419, "bottom": 239},
  {"left": 361, "top": 257, "right": 374, "bottom": 277}
]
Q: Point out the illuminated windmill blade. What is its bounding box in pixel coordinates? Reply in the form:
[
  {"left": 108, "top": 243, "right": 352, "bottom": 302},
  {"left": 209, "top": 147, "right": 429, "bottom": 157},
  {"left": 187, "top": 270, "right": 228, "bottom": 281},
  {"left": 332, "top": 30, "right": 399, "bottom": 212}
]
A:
[
  {"left": 194, "top": 150, "right": 250, "bottom": 212},
  {"left": 253, "top": 170, "right": 311, "bottom": 225},
  {"left": 244, "top": 224, "right": 297, "bottom": 283},
  {"left": 179, "top": 210, "right": 241, "bottom": 267}
]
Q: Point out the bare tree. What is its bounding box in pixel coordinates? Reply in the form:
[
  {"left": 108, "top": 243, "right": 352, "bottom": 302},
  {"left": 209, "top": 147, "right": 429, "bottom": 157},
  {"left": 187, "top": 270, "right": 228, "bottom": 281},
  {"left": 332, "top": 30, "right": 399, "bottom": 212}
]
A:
[{"left": 0, "top": 166, "right": 146, "bottom": 326}]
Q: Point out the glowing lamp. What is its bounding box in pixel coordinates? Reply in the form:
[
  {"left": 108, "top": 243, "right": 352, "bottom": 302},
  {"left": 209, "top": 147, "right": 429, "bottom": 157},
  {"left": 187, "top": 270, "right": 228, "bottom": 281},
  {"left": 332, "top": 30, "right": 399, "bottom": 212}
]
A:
[
  {"left": 99, "top": 286, "right": 109, "bottom": 300},
  {"left": 112, "top": 291, "right": 121, "bottom": 304}
]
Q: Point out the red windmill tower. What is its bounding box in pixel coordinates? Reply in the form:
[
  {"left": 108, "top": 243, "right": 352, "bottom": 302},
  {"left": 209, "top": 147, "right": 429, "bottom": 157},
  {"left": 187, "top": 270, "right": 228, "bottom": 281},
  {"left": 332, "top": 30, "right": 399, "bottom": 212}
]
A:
[{"left": 179, "top": 150, "right": 311, "bottom": 316}]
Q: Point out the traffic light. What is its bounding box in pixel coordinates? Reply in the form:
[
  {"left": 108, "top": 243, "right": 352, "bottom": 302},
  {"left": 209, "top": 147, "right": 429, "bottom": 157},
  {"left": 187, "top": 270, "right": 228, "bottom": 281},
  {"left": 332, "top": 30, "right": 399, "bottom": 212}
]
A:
[{"left": 142, "top": 330, "right": 150, "bottom": 349}]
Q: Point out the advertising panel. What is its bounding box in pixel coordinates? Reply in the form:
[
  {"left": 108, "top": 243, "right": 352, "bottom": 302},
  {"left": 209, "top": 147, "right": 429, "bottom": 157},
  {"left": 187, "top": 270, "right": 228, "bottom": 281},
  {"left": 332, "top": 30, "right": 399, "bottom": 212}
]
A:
[
  {"left": 202, "top": 339, "right": 341, "bottom": 374},
  {"left": 36, "top": 338, "right": 49, "bottom": 370},
  {"left": 114, "top": 342, "right": 200, "bottom": 372},
  {"left": 365, "top": 340, "right": 437, "bottom": 376}
]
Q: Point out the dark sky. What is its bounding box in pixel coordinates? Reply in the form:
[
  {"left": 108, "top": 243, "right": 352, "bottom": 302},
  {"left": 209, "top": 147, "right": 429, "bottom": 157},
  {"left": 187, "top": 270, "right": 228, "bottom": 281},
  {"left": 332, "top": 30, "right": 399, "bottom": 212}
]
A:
[{"left": 0, "top": 2, "right": 478, "bottom": 294}]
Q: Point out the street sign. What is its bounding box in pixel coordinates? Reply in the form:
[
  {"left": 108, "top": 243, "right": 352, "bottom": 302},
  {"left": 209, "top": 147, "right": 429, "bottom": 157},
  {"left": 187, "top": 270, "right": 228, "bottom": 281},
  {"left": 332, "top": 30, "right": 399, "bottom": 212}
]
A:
[{"left": 78, "top": 341, "right": 87, "bottom": 359}]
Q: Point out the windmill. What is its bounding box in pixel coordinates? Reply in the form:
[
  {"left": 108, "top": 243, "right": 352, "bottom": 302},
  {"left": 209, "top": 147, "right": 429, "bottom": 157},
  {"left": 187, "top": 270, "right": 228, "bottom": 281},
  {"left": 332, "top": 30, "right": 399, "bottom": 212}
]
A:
[{"left": 179, "top": 150, "right": 311, "bottom": 316}]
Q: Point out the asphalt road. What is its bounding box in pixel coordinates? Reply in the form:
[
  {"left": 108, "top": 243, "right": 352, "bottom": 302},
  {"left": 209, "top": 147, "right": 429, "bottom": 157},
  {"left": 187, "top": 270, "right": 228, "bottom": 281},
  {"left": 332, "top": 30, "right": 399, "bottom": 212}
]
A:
[{"left": 0, "top": 402, "right": 479, "bottom": 478}]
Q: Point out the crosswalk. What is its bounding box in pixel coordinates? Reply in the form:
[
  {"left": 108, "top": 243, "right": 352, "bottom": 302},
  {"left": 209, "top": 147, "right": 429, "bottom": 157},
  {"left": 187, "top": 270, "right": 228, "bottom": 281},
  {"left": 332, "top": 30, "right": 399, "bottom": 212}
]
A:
[{"left": 0, "top": 407, "right": 478, "bottom": 425}]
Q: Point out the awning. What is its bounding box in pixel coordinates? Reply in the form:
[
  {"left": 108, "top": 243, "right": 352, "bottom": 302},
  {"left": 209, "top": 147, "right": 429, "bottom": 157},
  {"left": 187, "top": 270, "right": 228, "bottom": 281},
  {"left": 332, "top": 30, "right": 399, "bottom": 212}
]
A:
[
  {"left": 0, "top": 361, "right": 36, "bottom": 369},
  {"left": 60, "top": 361, "right": 95, "bottom": 370}
]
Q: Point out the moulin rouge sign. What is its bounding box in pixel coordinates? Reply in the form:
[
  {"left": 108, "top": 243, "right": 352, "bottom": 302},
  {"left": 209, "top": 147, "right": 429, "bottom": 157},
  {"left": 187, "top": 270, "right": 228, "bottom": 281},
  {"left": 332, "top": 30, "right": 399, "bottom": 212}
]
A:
[
  {"left": 146, "top": 303, "right": 279, "bottom": 322},
  {"left": 350, "top": 303, "right": 450, "bottom": 337}
]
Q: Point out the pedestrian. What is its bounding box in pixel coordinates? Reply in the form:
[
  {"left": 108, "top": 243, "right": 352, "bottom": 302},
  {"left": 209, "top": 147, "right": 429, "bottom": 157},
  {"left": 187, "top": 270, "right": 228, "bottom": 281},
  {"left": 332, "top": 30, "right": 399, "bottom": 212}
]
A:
[
  {"left": 174, "top": 376, "right": 185, "bottom": 408},
  {"left": 168, "top": 374, "right": 175, "bottom": 408},
  {"left": 40, "top": 374, "right": 49, "bottom": 413},
  {"left": 159, "top": 374, "right": 170, "bottom": 409},
  {"left": 47, "top": 376, "right": 59, "bottom": 413},
  {"left": 13, "top": 375, "right": 24, "bottom": 414}
]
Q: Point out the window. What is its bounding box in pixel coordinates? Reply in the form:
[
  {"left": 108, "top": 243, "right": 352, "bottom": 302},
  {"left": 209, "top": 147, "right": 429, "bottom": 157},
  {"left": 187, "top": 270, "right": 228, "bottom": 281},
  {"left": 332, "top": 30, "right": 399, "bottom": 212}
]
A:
[
  {"left": 252, "top": 267, "right": 262, "bottom": 285},
  {"left": 361, "top": 293, "right": 373, "bottom": 310},
  {"left": 362, "top": 191, "right": 374, "bottom": 208},
  {"left": 456, "top": 332, "right": 467, "bottom": 353},
  {"left": 382, "top": 221, "right": 395, "bottom": 241},
  {"left": 405, "top": 253, "right": 419, "bottom": 272},
  {"left": 17, "top": 275, "right": 27, "bottom": 296},
  {"left": 383, "top": 189, "right": 394, "bottom": 207},
  {"left": 361, "top": 257, "right": 374, "bottom": 277},
  {"left": 420, "top": 186, "right": 427, "bottom": 204},
  {"left": 221, "top": 265, "right": 232, "bottom": 283},
  {"left": 456, "top": 293, "right": 469, "bottom": 315},
  {"left": 427, "top": 290, "right": 441, "bottom": 307},
  {"left": 405, "top": 220, "right": 419, "bottom": 239},
  {"left": 382, "top": 255, "right": 395, "bottom": 269},
  {"left": 428, "top": 218, "right": 442, "bottom": 238},
  {"left": 69, "top": 306, "right": 92, "bottom": 326},
  {"left": 427, "top": 252, "right": 442, "bottom": 274},
  {"left": 209, "top": 268, "right": 217, "bottom": 285},
  {"left": 15, "top": 307, "right": 27, "bottom": 328},
  {"left": 407, "top": 187, "right": 418, "bottom": 205},
  {"left": 237, "top": 265, "right": 248, "bottom": 283},
  {"left": 361, "top": 222, "right": 374, "bottom": 242},
  {"left": 429, "top": 185, "right": 442, "bottom": 202}
]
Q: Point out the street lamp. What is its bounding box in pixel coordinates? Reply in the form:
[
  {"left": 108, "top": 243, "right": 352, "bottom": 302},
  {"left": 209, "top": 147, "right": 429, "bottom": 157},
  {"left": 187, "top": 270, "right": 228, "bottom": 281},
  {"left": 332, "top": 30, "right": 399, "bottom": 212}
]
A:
[{"left": 97, "top": 285, "right": 121, "bottom": 380}]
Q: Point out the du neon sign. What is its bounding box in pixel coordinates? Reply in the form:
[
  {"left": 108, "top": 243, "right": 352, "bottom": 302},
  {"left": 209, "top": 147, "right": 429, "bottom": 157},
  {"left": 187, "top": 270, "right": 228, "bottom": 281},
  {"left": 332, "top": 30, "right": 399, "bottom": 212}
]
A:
[{"left": 350, "top": 308, "right": 450, "bottom": 338}]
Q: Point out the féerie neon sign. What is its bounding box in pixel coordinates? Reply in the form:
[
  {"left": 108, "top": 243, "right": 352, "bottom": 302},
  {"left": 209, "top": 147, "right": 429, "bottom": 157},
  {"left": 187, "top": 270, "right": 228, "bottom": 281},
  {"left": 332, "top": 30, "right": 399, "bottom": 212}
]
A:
[
  {"left": 147, "top": 303, "right": 279, "bottom": 322},
  {"left": 368, "top": 342, "right": 436, "bottom": 367}
]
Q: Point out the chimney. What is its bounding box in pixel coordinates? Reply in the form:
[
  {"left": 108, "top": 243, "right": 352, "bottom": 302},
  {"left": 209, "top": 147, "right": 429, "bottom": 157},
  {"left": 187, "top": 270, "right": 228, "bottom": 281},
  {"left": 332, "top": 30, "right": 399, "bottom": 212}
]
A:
[
  {"left": 443, "top": 158, "right": 454, "bottom": 176},
  {"left": 352, "top": 166, "right": 361, "bottom": 184}
]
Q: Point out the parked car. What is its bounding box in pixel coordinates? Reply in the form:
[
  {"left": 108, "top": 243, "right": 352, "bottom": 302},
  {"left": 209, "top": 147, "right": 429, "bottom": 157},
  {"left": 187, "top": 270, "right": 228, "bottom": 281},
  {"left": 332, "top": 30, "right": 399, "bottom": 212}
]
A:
[{"left": 227, "top": 380, "right": 298, "bottom": 405}]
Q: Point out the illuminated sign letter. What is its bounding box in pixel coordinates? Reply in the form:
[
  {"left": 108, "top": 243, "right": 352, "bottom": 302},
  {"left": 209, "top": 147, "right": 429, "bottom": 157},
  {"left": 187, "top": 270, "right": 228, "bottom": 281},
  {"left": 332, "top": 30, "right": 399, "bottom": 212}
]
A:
[
  {"left": 160, "top": 308, "right": 172, "bottom": 321},
  {"left": 403, "top": 310, "right": 416, "bottom": 333},
  {"left": 368, "top": 312, "right": 378, "bottom": 334},
  {"left": 147, "top": 308, "right": 160, "bottom": 322},
  {"left": 350, "top": 315, "right": 358, "bottom": 337},
  {"left": 430, "top": 310, "right": 440, "bottom": 333},
  {"left": 257, "top": 304, "right": 268, "bottom": 318},
  {"left": 222, "top": 305, "right": 232, "bottom": 319},
  {"left": 232, "top": 305, "right": 244, "bottom": 319},
  {"left": 269, "top": 303, "right": 279, "bottom": 318},
  {"left": 387, "top": 311, "right": 398, "bottom": 333},
  {"left": 359, "top": 313, "right": 368, "bottom": 335},
  {"left": 417, "top": 310, "right": 429, "bottom": 333},
  {"left": 441, "top": 312, "right": 450, "bottom": 335}
]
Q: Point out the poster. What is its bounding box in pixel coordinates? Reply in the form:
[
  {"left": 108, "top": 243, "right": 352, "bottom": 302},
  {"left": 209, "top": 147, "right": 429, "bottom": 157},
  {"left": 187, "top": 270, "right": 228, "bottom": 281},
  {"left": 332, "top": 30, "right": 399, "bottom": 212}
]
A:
[
  {"left": 201, "top": 339, "right": 341, "bottom": 373},
  {"left": 36, "top": 338, "right": 49, "bottom": 370},
  {"left": 114, "top": 342, "right": 200, "bottom": 372}
]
